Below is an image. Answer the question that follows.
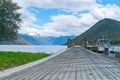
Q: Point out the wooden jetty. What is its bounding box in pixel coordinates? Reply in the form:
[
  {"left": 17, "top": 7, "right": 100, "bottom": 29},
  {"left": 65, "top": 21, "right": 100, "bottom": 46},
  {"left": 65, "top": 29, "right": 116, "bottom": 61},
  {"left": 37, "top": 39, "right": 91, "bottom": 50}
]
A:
[{"left": 0, "top": 47, "right": 120, "bottom": 80}]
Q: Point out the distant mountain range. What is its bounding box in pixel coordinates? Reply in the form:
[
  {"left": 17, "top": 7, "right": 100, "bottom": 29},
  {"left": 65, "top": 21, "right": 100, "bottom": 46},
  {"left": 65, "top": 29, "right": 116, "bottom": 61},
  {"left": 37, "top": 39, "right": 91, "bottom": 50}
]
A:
[
  {"left": 19, "top": 34, "right": 76, "bottom": 45},
  {"left": 0, "top": 37, "right": 32, "bottom": 45},
  {"left": 74, "top": 18, "right": 120, "bottom": 45},
  {"left": 0, "top": 34, "right": 76, "bottom": 45}
]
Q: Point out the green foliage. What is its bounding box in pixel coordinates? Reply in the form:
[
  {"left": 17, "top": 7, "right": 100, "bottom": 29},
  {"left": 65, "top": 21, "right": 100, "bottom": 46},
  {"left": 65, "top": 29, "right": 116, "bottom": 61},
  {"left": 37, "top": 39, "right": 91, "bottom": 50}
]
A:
[
  {"left": 74, "top": 18, "right": 120, "bottom": 45},
  {"left": 0, "top": 0, "right": 21, "bottom": 41},
  {"left": 0, "top": 52, "right": 50, "bottom": 70},
  {"left": 115, "top": 52, "right": 120, "bottom": 58}
]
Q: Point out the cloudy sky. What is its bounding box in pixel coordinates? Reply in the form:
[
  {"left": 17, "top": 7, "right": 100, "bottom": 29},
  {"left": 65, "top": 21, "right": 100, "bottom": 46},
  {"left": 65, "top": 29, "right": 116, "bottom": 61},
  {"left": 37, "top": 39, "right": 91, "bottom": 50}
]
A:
[{"left": 13, "top": 0, "right": 120, "bottom": 37}]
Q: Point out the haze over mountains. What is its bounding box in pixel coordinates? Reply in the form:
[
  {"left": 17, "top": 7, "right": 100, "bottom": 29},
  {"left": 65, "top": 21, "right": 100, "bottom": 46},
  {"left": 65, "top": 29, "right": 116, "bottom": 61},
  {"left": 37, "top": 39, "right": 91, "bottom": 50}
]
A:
[{"left": 74, "top": 18, "right": 120, "bottom": 45}]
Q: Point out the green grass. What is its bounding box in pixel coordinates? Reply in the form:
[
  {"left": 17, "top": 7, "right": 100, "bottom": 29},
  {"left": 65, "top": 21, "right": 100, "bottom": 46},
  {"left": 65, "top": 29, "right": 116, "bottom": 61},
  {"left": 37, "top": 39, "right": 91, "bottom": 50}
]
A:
[{"left": 0, "top": 51, "right": 50, "bottom": 71}]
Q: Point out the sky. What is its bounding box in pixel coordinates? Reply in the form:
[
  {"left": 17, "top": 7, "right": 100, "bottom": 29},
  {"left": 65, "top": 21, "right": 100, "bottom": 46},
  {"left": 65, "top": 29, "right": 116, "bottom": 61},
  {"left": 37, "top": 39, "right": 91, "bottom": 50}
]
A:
[{"left": 13, "top": 0, "right": 120, "bottom": 37}]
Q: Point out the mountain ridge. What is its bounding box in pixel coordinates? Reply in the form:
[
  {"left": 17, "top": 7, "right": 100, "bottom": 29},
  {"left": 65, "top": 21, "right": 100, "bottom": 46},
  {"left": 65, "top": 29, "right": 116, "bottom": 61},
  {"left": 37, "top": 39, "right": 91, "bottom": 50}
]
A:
[
  {"left": 74, "top": 18, "right": 120, "bottom": 45},
  {"left": 19, "top": 34, "right": 76, "bottom": 45}
]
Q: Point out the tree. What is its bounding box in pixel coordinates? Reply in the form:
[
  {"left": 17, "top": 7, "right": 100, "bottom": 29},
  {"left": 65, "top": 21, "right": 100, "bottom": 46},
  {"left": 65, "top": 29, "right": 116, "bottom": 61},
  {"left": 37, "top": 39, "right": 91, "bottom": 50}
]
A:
[{"left": 0, "top": 0, "right": 21, "bottom": 41}]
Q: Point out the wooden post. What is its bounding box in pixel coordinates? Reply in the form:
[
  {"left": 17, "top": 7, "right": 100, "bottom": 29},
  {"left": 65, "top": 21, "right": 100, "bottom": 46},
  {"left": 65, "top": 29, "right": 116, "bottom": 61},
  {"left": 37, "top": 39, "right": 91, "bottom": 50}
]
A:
[
  {"left": 68, "top": 38, "right": 71, "bottom": 48},
  {"left": 68, "top": 37, "right": 75, "bottom": 48}
]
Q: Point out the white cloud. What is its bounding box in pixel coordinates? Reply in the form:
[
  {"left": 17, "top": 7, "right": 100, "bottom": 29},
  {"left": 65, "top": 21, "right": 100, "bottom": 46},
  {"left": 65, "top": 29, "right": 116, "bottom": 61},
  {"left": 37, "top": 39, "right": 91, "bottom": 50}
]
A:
[
  {"left": 28, "top": 0, "right": 98, "bottom": 12},
  {"left": 44, "top": 15, "right": 82, "bottom": 35},
  {"left": 14, "top": 0, "right": 120, "bottom": 37},
  {"left": 91, "top": 4, "right": 120, "bottom": 20},
  {"left": 19, "top": 14, "right": 96, "bottom": 37},
  {"left": 13, "top": 0, "right": 99, "bottom": 13}
]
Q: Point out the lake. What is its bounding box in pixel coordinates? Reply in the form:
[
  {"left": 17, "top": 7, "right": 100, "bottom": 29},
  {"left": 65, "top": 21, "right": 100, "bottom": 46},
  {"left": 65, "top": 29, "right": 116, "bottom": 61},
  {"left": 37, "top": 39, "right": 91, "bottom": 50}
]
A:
[
  {"left": 0, "top": 45, "right": 120, "bottom": 54},
  {"left": 113, "top": 46, "right": 120, "bottom": 52},
  {"left": 0, "top": 45, "right": 67, "bottom": 54}
]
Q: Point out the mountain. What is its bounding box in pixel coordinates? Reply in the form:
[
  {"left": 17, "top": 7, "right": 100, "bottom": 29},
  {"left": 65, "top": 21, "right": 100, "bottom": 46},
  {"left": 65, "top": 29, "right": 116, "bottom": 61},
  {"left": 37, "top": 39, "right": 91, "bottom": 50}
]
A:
[
  {"left": 0, "top": 37, "right": 32, "bottom": 45},
  {"left": 74, "top": 18, "right": 120, "bottom": 45},
  {"left": 19, "top": 34, "right": 76, "bottom": 45}
]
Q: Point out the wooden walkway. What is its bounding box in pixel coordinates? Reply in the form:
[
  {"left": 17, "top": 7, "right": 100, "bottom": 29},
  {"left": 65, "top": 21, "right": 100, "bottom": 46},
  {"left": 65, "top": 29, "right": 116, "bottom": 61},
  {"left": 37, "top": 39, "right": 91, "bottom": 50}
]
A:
[{"left": 1, "top": 47, "right": 120, "bottom": 80}]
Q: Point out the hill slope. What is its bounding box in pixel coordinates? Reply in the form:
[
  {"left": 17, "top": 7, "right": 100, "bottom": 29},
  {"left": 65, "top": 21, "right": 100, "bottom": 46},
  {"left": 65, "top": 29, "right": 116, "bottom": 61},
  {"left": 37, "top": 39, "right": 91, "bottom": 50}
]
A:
[
  {"left": 74, "top": 18, "right": 120, "bottom": 45},
  {"left": 0, "top": 37, "right": 32, "bottom": 45}
]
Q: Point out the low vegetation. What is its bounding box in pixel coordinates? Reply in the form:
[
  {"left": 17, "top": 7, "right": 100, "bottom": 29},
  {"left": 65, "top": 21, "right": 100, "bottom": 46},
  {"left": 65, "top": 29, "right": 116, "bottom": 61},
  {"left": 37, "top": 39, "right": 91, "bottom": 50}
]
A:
[
  {"left": 0, "top": 51, "right": 50, "bottom": 71},
  {"left": 115, "top": 52, "right": 120, "bottom": 58}
]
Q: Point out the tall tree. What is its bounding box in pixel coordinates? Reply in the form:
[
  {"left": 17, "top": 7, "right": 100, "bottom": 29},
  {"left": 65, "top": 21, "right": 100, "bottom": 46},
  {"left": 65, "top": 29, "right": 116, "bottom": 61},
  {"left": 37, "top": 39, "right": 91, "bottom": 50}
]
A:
[{"left": 0, "top": 0, "right": 21, "bottom": 41}]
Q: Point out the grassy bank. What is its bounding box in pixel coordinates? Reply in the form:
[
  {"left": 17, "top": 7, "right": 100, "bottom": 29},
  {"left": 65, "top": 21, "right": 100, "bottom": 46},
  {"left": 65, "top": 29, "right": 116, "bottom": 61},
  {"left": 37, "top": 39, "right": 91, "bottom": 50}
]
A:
[{"left": 0, "top": 51, "right": 50, "bottom": 71}]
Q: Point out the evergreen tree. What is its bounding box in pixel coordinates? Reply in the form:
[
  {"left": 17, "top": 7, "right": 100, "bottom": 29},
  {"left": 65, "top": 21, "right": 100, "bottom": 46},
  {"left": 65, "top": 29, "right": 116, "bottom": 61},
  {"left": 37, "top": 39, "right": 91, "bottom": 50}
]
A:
[{"left": 0, "top": 0, "right": 21, "bottom": 41}]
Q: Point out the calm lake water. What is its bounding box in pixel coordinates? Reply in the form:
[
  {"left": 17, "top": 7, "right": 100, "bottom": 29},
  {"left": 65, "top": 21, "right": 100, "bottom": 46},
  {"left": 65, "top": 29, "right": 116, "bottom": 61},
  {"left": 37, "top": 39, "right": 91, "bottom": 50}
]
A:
[
  {"left": 113, "top": 46, "right": 120, "bottom": 52},
  {"left": 0, "top": 45, "right": 120, "bottom": 54},
  {"left": 0, "top": 45, "right": 67, "bottom": 54}
]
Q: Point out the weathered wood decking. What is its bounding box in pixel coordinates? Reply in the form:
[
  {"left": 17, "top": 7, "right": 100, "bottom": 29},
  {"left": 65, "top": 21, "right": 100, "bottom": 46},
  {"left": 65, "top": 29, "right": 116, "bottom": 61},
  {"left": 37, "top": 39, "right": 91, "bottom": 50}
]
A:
[{"left": 1, "top": 47, "right": 120, "bottom": 80}]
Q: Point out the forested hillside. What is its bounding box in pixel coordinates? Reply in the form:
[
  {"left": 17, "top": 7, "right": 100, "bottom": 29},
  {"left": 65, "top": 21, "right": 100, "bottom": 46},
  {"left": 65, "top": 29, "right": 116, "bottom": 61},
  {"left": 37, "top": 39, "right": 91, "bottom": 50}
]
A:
[{"left": 74, "top": 18, "right": 120, "bottom": 45}]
